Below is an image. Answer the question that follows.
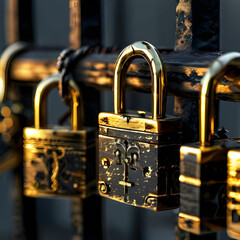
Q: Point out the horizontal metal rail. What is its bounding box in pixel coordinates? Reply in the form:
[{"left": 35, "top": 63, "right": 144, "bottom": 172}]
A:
[{"left": 9, "top": 47, "right": 240, "bottom": 101}]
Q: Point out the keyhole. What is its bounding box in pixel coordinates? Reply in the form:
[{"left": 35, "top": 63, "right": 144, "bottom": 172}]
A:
[{"left": 115, "top": 149, "right": 121, "bottom": 164}]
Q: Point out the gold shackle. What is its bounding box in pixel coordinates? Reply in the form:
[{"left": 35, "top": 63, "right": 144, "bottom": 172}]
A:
[
  {"left": 0, "top": 42, "right": 28, "bottom": 103},
  {"left": 34, "top": 74, "right": 83, "bottom": 130},
  {"left": 113, "top": 41, "right": 167, "bottom": 119},
  {"left": 200, "top": 52, "right": 240, "bottom": 146}
]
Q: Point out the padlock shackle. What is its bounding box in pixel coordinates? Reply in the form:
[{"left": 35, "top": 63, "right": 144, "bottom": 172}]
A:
[
  {"left": 200, "top": 52, "right": 240, "bottom": 146},
  {"left": 34, "top": 74, "right": 83, "bottom": 130},
  {"left": 114, "top": 41, "right": 167, "bottom": 119}
]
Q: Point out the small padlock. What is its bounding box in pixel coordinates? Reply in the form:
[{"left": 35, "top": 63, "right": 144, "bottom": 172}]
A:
[
  {"left": 178, "top": 52, "right": 240, "bottom": 235},
  {"left": 98, "top": 41, "right": 182, "bottom": 211},
  {"left": 23, "top": 74, "right": 96, "bottom": 198}
]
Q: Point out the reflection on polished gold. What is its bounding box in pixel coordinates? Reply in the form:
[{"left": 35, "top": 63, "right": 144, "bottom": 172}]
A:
[
  {"left": 114, "top": 41, "right": 166, "bottom": 119},
  {"left": 11, "top": 60, "right": 58, "bottom": 82},
  {"left": 229, "top": 192, "right": 240, "bottom": 201},
  {"left": 179, "top": 175, "right": 201, "bottom": 187},
  {"left": 34, "top": 74, "right": 83, "bottom": 130},
  {"left": 178, "top": 213, "right": 201, "bottom": 235}
]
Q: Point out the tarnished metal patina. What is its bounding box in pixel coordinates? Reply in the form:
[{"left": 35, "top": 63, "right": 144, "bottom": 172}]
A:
[
  {"left": 179, "top": 52, "right": 240, "bottom": 235},
  {"left": 98, "top": 41, "right": 182, "bottom": 211},
  {"left": 175, "top": 0, "right": 192, "bottom": 51},
  {"left": 23, "top": 74, "right": 96, "bottom": 198}
]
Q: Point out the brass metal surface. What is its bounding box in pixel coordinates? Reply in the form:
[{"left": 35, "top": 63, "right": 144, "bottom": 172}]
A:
[
  {"left": 227, "top": 149, "right": 240, "bottom": 239},
  {"left": 23, "top": 127, "right": 95, "bottom": 198},
  {"left": 99, "top": 112, "right": 181, "bottom": 134},
  {"left": 178, "top": 213, "right": 201, "bottom": 234},
  {"left": 179, "top": 139, "right": 240, "bottom": 234},
  {"left": 200, "top": 52, "right": 240, "bottom": 146},
  {"left": 113, "top": 41, "right": 166, "bottom": 119}
]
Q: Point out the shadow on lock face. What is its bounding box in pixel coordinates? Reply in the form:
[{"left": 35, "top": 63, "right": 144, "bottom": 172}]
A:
[
  {"left": 98, "top": 41, "right": 182, "bottom": 211},
  {"left": 178, "top": 52, "right": 240, "bottom": 235},
  {"left": 23, "top": 74, "right": 96, "bottom": 198}
]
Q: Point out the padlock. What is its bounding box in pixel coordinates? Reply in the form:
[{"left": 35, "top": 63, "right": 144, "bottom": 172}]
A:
[
  {"left": 226, "top": 56, "right": 240, "bottom": 240},
  {"left": 98, "top": 41, "right": 182, "bottom": 211},
  {"left": 227, "top": 149, "right": 240, "bottom": 239},
  {"left": 23, "top": 74, "right": 96, "bottom": 198},
  {"left": 178, "top": 52, "right": 240, "bottom": 235}
]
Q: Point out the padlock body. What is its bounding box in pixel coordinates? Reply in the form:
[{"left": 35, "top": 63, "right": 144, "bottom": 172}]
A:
[
  {"left": 23, "top": 126, "right": 96, "bottom": 198},
  {"left": 98, "top": 112, "right": 182, "bottom": 211},
  {"left": 227, "top": 149, "right": 240, "bottom": 240},
  {"left": 179, "top": 139, "right": 240, "bottom": 235}
]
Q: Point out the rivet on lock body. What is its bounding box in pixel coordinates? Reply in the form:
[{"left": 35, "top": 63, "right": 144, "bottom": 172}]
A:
[
  {"left": 23, "top": 74, "right": 96, "bottom": 198},
  {"left": 178, "top": 52, "right": 240, "bottom": 235},
  {"left": 98, "top": 41, "right": 182, "bottom": 211}
]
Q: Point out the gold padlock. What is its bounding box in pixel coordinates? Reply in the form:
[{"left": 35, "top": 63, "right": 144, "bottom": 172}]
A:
[
  {"left": 23, "top": 74, "right": 96, "bottom": 198},
  {"left": 98, "top": 41, "right": 182, "bottom": 211},
  {"left": 178, "top": 52, "right": 240, "bottom": 234},
  {"left": 226, "top": 53, "right": 240, "bottom": 239},
  {"left": 227, "top": 150, "right": 240, "bottom": 239}
]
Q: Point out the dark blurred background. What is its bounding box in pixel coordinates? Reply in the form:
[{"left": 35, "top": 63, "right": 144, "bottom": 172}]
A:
[{"left": 0, "top": 0, "right": 240, "bottom": 239}]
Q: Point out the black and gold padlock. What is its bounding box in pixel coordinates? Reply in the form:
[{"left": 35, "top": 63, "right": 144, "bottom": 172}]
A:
[
  {"left": 23, "top": 74, "right": 96, "bottom": 198},
  {"left": 98, "top": 41, "right": 182, "bottom": 211},
  {"left": 178, "top": 52, "right": 240, "bottom": 235}
]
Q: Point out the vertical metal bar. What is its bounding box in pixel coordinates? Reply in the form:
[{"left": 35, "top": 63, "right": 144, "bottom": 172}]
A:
[
  {"left": 174, "top": 0, "right": 220, "bottom": 239},
  {"left": 175, "top": 0, "right": 220, "bottom": 52},
  {"left": 69, "top": 0, "right": 101, "bottom": 49},
  {"left": 175, "top": 0, "right": 192, "bottom": 52},
  {"left": 69, "top": 1, "right": 102, "bottom": 240},
  {"left": 69, "top": 0, "right": 81, "bottom": 49},
  {"left": 6, "top": 0, "right": 19, "bottom": 44},
  {"left": 6, "top": 0, "right": 33, "bottom": 44},
  {"left": 12, "top": 84, "right": 37, "bottom": 240},
  {"left": 5, "top": 0, "right": 36, "bottom": 238}
]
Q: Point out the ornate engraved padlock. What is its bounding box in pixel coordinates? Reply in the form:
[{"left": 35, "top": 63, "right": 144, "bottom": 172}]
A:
[
  {"left": 23, "top": 74, "right": 96, "bottom": 198},
  {"left": 178, "top": 52, "right": 240, "bottom": 235},
  {"left": 98, "top": 41, "right": 182, "bottom": 211}
]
